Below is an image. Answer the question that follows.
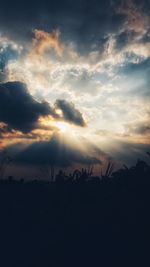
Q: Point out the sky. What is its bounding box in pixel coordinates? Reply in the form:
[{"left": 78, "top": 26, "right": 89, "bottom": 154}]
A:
[{"left": 0, "top": 0, "right": 150, "bottom": 178}]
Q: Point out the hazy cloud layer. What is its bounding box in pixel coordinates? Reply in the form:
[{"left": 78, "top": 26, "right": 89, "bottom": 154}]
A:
[{"left": 5, "top": 134, "right": 101, "bottom": 167}]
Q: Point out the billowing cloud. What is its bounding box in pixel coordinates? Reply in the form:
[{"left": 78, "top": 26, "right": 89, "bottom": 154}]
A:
[
  {"left": 117, "top": 0, "right": 149, "bottom": 34},
  {"left": 0, "top": 81, "right": 54, "bottom": 133},
  {"left": 32, "top": 29, "right": 64, "bottom": 57},
  {"left": 0, "top": 0, "right": 124, "bottom": 54},
  {"left": 55, "top": 99, "right": 86, "bottom": 127},
  {"left": 125, "top": 42, "right": 150, "bottom": 59},
  {"left": 0, "top": 81, "right": 87, "bottom": 135}
]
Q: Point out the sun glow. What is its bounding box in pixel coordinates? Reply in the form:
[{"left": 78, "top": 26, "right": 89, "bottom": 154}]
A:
[
  {"left": 39, "top": 117, "right": 76, "bottom": 135},
  {"left": 54, "top": 121, "right": 70, "bottom": 133}
]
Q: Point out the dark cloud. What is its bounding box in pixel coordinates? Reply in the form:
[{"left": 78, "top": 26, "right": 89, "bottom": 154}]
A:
[
  {"left": 0, "top": 0, "right": 125, "bottom": 53},
  {"left": 0, "top": 0, "right": 149, "bottom": 62},
  {"left": 5, "top": 134, "right": 101, "bottom": 167},
  {"left": 116, "top": 0, "right": 149, "bottom": 34},
  {"left": 0, "top": 0, "right": 149, "bottom": 56},
  {"left": 0, "top": 81, "right": 53, "bottom": 133},
  {"left": 126, "top": 122, "right": 150, "bottom": 135},
  {"left": 55, "top": 99, "right": 86, "bottom": 127},
  {"left": 111, "top": 141, "right": 150, "bottom": 166},
  {"left": 134, "top": 126, "right": 150, "bottom": 135},
  {"left": 0, "top": 81, "right": 87, "bottom": 133}
]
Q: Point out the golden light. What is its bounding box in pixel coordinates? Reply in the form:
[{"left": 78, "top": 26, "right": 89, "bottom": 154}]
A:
[
  {"left": 39, "top": 116, "right": 72, "bottom": 134},
  {"left": 55, "top": 109, "right": 63, "bottom": 116},
  {"left": 38, "top": 116, "right": 87, "bottom": 138},
  {"left": 54, "top": 121, "right": 69, "bottom": 133}
]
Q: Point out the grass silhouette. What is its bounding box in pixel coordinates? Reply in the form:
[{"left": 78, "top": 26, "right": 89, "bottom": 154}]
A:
[{"left": 0, "top": 152, "right": 150, "bottom": 266}]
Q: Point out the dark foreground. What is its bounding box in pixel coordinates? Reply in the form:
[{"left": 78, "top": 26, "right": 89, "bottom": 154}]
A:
[{"left": 0, "top": 161, "right": 150, "bottom": 266}]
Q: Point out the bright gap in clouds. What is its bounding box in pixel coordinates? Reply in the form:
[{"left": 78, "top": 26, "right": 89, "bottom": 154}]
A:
[
  {"left": 54, "top": 121, "right": 71, "bottom": 133},
  {"left": 0, "top": 0, "right": 150, "bottom": 171}
]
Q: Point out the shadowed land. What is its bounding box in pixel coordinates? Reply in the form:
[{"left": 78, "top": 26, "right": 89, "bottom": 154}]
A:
[{"left": 0, "top": 153, "right": 150, "bottom": 266}]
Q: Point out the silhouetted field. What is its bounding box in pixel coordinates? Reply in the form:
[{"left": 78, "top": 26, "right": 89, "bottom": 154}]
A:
[{"left": 0, "top": 155, "right": 150, "bottom": 266}]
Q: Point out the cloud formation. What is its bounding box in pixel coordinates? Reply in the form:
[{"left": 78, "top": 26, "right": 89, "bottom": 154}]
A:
[
  {"left": 117, "top": 0, "right": 149, "bottom": 34},
  {"left": 0, "top": 81, "right": 53, "bottom": 133},
  {"left": 55, "top": 99, "right": 86, "bottom": 127},
  {"left": 6, "top": 134, "right": 101, "bottom": 167},
  {"left": 126, "top": 121, "right": 150, "bottom": 136},
  {"left": 0, "top": 81, "right": 86, "bottom": 135},
  {"left": 32, "top": 29, "right": 64, "bottom": 57}
]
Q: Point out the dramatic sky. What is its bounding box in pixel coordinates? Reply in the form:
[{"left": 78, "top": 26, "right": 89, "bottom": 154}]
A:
[{"left": 0, "top": 0, "right": 150, "bottom": 178}]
